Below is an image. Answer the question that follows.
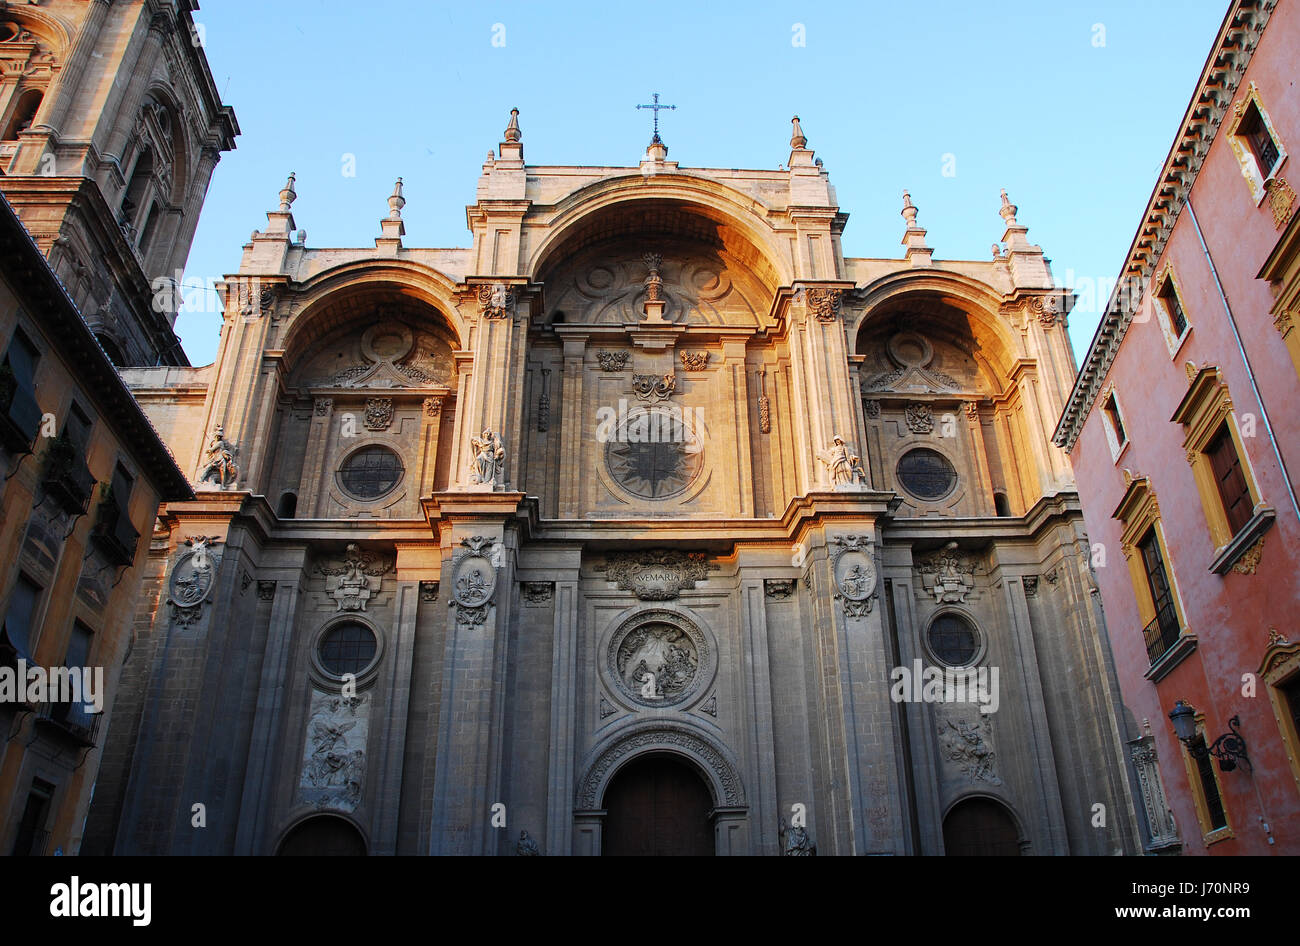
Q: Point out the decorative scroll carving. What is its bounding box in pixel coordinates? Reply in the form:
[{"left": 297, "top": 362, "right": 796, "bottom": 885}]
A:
[
  {"left": 597, "top": 350, "right": 630, "bottom": 372},
  {"left": 420, "top": 580, "right": 440, "bottom": 601},
  {"left": 317, "top": 543, "right": 393, "bottom": 612},
  {"left": 1130, "top": 735, "right": 1179, "bottom": 847},
  {"left": 468, "top": 428, "right": 506, "bottom": 487},
  {"left": 536, "top": 368, "right": 551, "bottom": 433},
  {"left": 917, "top": 542, "right": 977, "bottom": 603},
  {"left": 423, "top": 396, "right": 443, "bottom": 417},
  {"left": 478, "top": 283, "right": 515, "bottom": 320},
  {"left": 905, "top": 402, "right": 934, "bottom": 434},
  {"left": 598, "top": 695, "right": 617, "bottom": 719},
  {"left": 257, "top": 580, "right": 276, "bottom": 600},
  {"left": 1232, "top": 536, "right": 1264, "bottom": 575},
  {"left": 1267, "top": 177, "right": 1297, "bottom": 229},
  {"left": 314, "top": 398, "right": 333, "bottom": 417},
  {"left": 576, "top": 724, "right": 745, "bottom": 808},
  {"left": 819, "top": 434, "right": 867, "bottom": 489},
  {"left": 597, "top": 549, "right": 717, "bottom": 600},
  {"left": 631, "top": 373, "right": 676, "bottom": 402},
  {"left": 363, "top": 397, "right": 393, "bottom": 431},
  {"left": 863, "top": 399, "right": 881, "bottom": 418},
  {"left": 521, "top": 581, "right": 553, "bottom": 605},
  {"left": 1029, "top": 293, "right": 1063, "bottom": 327},
  {"left": 764, "top": 578, "right": 795, "bottom": 600},
  {"left": 198, "top": 424, "right": 239, "bottom": 489},
  {"left": 758, "top": 394, "right": 771, "bottom": 433},
  {"left": 679, "top": 350, "right": 709, "bottom": 371},
  {"left": 298, "top": 691, "right": 369, "bottom": 812},
  {"left": 1024, "top": 576, "right": 1040, "bottom": 597},
  {"left": 939, "top": 713, "right": 1000, "bottom": 784},
  {"left": 804, "top": 287, "right": 841, "bottom": 323}
]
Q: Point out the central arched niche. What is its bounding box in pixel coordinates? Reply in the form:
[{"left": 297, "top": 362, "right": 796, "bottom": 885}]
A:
[{"left": 535, "top": 200, "right": 779, "bottom": 328}]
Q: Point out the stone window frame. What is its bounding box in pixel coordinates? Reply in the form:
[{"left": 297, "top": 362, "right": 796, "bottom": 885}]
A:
[
  {"left": 922, "top": 606, "right": 987, "bottom": 670},
  {"left": 893, "top": 442, "right": 960, "bottom": 504},
  {"left": 1226, "top": 82, "right": 1287, "bottom": 207},
  {"left": 1169, "top": 365, "right": 1274, "bottom": 573},
  {"left": 308, "top": 616, "right": 385, "bottom": 690},
  {"left": 1177, "top": 710, "right": 1235, "bottom": 847},
  {"left": 1151, "top": 266, "right": 1193, "bottom": 358},
  {"left": 1113, "top": 473, "right": 1194, "bottom": 680},
  {"left": 1098, "top": 382, "right": 1129, "bottom": 464}
]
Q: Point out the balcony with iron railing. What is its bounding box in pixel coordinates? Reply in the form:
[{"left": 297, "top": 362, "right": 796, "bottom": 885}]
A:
[
  {"left": 90, "top": 493, "right": 140, "bottom": 567},
  {"left": 41, "top": 434, "right": 95, "bottom": 514},
  {"left": 1143, "top": 599, "right": 1183, "bottom": 665},
  {"left": 35, "top": 696, "right": 102, "bottom": 748}
]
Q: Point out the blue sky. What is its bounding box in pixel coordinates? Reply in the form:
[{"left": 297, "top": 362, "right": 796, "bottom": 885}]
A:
[{"left": 175, "top": 0, "right": 1229, "bottom": 366}]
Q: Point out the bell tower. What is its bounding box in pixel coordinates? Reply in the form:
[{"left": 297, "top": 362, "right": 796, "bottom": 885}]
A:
[{"left": 0, "top": 0, "right": 237, "bottom": 366}]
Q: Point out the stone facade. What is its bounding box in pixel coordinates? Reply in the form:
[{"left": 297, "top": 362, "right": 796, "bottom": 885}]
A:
[{"left": 86, "top": 108, "right": 1139, "bottom": 854}]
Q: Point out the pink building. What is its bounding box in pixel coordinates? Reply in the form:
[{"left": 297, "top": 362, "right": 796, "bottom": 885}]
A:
[{"left": 1056, "top": 0, "right": 1300, "bottom": 854}]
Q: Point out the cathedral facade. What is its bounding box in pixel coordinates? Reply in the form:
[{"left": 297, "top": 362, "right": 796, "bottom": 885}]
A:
[{"left": 85, "top": 112, "right": 1142, "bottom": 855}]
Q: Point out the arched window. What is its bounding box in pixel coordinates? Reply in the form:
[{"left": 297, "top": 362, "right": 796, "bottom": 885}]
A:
[
  {"left": 2, "top": 88, "right": 43, "bottom": 141},
  {"left": 120, "top": 146, "right": 153, "bottom": 228},
  {"left": 277, "top": 492, "right": 298, "bottom": 519},
  {"left": 993, "top": 491, "right": 1012, "bottom": 517},
  {"left": 137, "top": 200, "right": 159, "bottom": 252}
]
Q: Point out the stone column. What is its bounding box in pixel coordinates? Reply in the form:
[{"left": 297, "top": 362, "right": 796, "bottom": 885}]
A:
[
  {"left": 371, "top": 577, "right": 419, "bottom": 854},
  {"left": 419, "top": 396, "right": 444, "bottom": 493},
  {"left": 545, "top": 578, "right": 580, "bottom": 854},
  {"left": 557, "top": 335, "right": 587, "bottom": 517},
  {"left": 298, "top": 398, "right": 334, "bottom": 515},
  {"left": 99, "top": 11, "right": 171, "bottom": 163},
  {"left": 32, "top": 0, "right": 112, "bottom": 135},
  {"left": 739, "top": 577, "right": 779, "bottom": 854}
]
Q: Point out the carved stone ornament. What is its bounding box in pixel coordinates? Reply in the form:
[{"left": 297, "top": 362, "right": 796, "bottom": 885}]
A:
[
  {"left": 803, "top": 287, "right": 842, "bottom": 323},
  {"left": 863, "top": 399, "right": 881, "bottom": 419},
  {"left": 598, "top": 695, "right": 617, "bottom": 719},
  {"left": 1130, "top": 735, "right": 1179, "bottom": 846},
  {"left": 917, "top": 542, "right": 976, "bottom": 603},
  {"left": 939, "top": 712, "right": 1000, "bottom": 784},
  {"left": 515, "top": 830, "right": 541, "bottom": 856},
  {"left": 905, "top": 402, "right": 934, "bottom": 434},
  {"left": 765, "top": 578, "right": 795, "bottom": 600},
  {"left": 198, "top": 424, "right": 239, "bottom": 489},
  {"left": 576, "top": 723, "right": 745, "bottom": 809},
  {"left": 830, "top": 534, "right": 878, "bottom": 617},
  {"left": 241, "top": 571, "right": 253, "bottom": 593},
  {"left": 314, "top": 398, "right": 332, "bottom": 417},
  {"left": 679, "top": 350, "right": 709, "bottom": 372},
  {"left": 1029, "top": 293, "right": 1063, "bottom": 327},
  {"left": 819, "top": 434, "right": 868, "bottom": 489},
  {"left": 364, "top": 397, "right": 393, "bottom": 431},
  {"left": 450, "top": 536, "right": 497, "bottom": 612},
  {"left": 257, "top": 580, "right": 276, "bottom": 601},
  {"left": 424, "top": 396, "right": 443, "bottom": 417},
  {"left": 597, "top": 549, "right": 718, "bottom": 600},
  {"left": 631, "top": 373, "right": 676, "bottom": 402},
  {"left": 420, "top": 580, "right": 440, "bottom": 602},
  {"left": 537, "top": 368, "right": 551, "bottom": 433},
  {"left": 1267, "top": 177, "right": 1297, "bottom": 230},
  {"left": 298, "top": 690, "right": 369, "bottom": 812},
  {"left": 642, "top": 253, "right": 664, "bottom": 302},
  {"left": 597, "top": 350, "right": 630, "bottom": 372},
  {"left": 316, "top": 543, "right": 394, "bottom": 612},
  {"left": 468, "top": 428, "right": 506, "bottom": 487},
  {"left": 606, "top": 609, "right": 712, "bottom": 708},
  {"left": 521, "top": 581, "right": 554, "bottom": 605},
  {"left": 1024, "top": 576, "right": 1040, "bottom": 597},
  {"left": 780, "top": 818, "right": 817, "bottom": 856},
  {"left": 702, "top": 694, "right": 718, "bottom": 717},
  {"left": 1232, "top": 536, "right": 1264, "bottom": 575},
  {"left": 478, "top": 282, "right": 515, "bottom": 320},
  {"left": 758, "top": 394, "right": 771, "bottom": 433},
  {"left": 167, "top": 537, "right": 219, "bottom": 627}
]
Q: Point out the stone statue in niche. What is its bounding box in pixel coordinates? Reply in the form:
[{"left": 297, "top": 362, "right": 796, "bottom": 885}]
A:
[
  {"left": 779, "top": 818, "right": 817, "bottom": 855},
  {"left": 198, "top": 425, "right": 239, "bottom": 489},
  {"left": 516, "top": 830, "right": 541, "bottom": 855},
  {"left": 299, "top": 691, "right": 369, "bottom": 811},
  {"left": 819, "top": 434, "right": 867, "bottom": 489},
  {"left": 317, "top": 543, "right": 393, "bottom": 612},
  {"left": 469, "top": 428, "right": 506, "bottom": 487}
]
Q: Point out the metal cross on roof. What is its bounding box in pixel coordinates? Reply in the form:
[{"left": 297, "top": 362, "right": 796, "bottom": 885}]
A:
[{"left": 636, "top": 92, "right": 676, "bottom": 143}]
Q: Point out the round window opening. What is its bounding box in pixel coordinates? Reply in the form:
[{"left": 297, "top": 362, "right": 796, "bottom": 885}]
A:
[
  {"left": 318, "top": 623, "right": 378, "bottom": 677},
  {"left": 338, "top": 446, "right": 404, "bottom": 500},
  {"left": 897, "top": 448, "right": 957, "bottom": 500},
  {"left": 928, "top": 614, "right": 979, "bottom": 667}
]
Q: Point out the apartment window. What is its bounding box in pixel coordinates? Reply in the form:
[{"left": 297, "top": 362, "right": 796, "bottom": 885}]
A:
[
  {"left": 10, "top": 779, "right": 54, "bottom": 856},
  {"left": 1159, "top": 278, "right": 1187, "bottom": 338},
  {"left": 0, "top": 326, "right": 43, "bottom": 453},
  {"left": 1227, "top": 82, "right": 1288, "bottom": 204},
  {"left": 1258, "top": 634, "right": 1300, "bottom": 798},
  {"left": 49, "top": 622, "right": 94, "bottom": 728},
  {"left": 1114, "top": 474, "right": 1191, "bottom": 677},
  {"left": 1191, "top": 736, "right": 1229, "bottom": 831},
  {"left": 1171, "top": 366, "right": 1272, "bottom": 572},
  {"left": 1, "top": 574, "right": 42, "bottom": 662},
  {"left": 1099, "top": 385, "right": 1128, "bottom": 461},
  {"left": 1205, "top": 423, "right": 1253, "bottom": 536},
  {"left": 91, "top": 463, "right": 140, "bottom": 567}
]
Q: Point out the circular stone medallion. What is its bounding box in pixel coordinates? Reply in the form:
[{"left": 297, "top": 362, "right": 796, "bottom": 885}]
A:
[
  {"left": 605, "top": 609, "right": 715, "bottom": 709},
  {"left": 604, "top": 408, "right": 703, "bottom": 500}
]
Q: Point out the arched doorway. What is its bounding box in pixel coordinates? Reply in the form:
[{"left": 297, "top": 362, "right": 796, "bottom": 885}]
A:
[
  {"left": 276, "top": 814, "right": 367, "bottom": 856},
  {"left": 942, "top": 797, "right": 1022, "bottom": 856},
  {"left": 602, "top": 753, "right": 715, "bottom": 856}
]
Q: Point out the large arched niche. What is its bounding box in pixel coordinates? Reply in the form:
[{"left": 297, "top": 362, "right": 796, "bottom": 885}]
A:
[
  {"left": 531, "top": 189, "right": 787, "bottom": 321},
  {"left": 280, "top": 262, "right": 466, "bottom": 367},
  {"left": 274, "top": 812, "right": 369, "bottom": 856}
]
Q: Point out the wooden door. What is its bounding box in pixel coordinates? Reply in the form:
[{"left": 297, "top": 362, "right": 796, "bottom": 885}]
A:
[{"left": 602, "top": 755, "right": 715, "bottom": 856}]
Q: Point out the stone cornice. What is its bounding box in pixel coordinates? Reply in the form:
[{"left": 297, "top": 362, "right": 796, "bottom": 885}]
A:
[{"left": 1054, "top": 0, "right": 1275, "bottom": 452}]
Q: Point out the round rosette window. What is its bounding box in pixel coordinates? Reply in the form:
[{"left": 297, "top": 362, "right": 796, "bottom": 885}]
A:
[
  {"left": 604, "top": 407, "right": 704, "bottom": 500},
  {"left": 337, "top": 445, "right": 404, "bottom": 501},
  {"left": 896, "top": 448, "right": 957, "bottom": 501},
  {"left": 605, "top": 609, "right": 715, "bottom": 709},
  {"left": 927, "top": 612, "right": 982, "bottom": 668}
]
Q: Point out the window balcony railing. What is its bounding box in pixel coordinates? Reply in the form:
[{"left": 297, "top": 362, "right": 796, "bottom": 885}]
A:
[
  {"left": 90, "top": 497, "right": 139, "bottom": 567},
  {"left": 41, "top": 434, "right": 95, "bottom": 514},
  {"left": 1143, "top": 601, "right": 1183, "bottom": 665},
  {"left": 36, "top": 697, "right": 102, "bottom": 747}
]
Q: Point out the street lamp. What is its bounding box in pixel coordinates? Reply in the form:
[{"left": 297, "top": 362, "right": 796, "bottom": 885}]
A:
[{"left": 1168, "top": 700, "right": 1251, "bottom": 772}]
